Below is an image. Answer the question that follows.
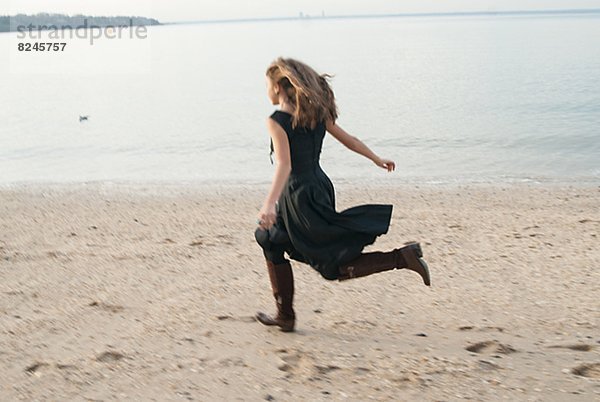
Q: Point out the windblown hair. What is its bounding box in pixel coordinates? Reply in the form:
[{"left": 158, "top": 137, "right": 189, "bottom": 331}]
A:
[{"left": 266, "top": 57, "right": 338, "bottom": 130}]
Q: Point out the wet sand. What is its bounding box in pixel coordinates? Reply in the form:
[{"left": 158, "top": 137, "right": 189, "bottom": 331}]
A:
[{"left": 1, "top": 182, "right": 599, "bottom": 401}]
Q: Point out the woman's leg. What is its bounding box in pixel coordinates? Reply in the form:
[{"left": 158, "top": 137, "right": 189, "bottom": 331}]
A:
[
  {"left": 337, "top": 242, "right": 431, "bottom": 286},
  {"left": 254, "top": 227, "right": 289, "bottom": 264},
  {"left": 254, "top": 225, "right": 296, "bottom": 332}
]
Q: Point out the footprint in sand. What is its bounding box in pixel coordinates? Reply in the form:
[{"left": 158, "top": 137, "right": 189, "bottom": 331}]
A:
[
  {"left": 466, "top": 340, "right": 517, "bottom": 354},
  {"left": 25, "top": 362, "right": 51, "bottom": 374},
  {"left": 314, "top": 364, "right": 341, "bottom": 375},
  {"left": 216, "top": 314, "right": 256, "bottom": 323},
  {"left": 25, "top": 362, "right": 79, "bottom": 376},
  {"left": 571, "top": 363, "right": 600, "bottom": 378},
  {"left": 354, "top": 367, "right": 371, "bottom": 375},
  {"left": 459, "top": 325, "right": 505, "bottom": 333},
  {"left": 478, "top": 359, "right": 501, "bottom": 371},
  {"left": 56, "top": 363, "right": 78, "bottom": 370},
  {"left": 217, "top": 357, "right": 247, "bottom": 368},
  {"left": 276, "top": 349, "right": 341, "bottom": 381},
  {"left": 277, "top": 349, "right": 311, "bottom": 375},
  {"left": 276, "top": 349, "right": 303, "bottom": 373},
  {"left": 215, "top": 234, "right": 234, "bottom": 246},
  {"left": 189, "top": 235, "right": 205, "bottom": 247},
  {"left": 88, "top": 301, "right": 124, "bottom": 313},
  {"left": 95, "top": 351, "right": 125, "bottom": 362},
  {"left": 548, "top": 344, "right": 594, "bottom": 352}
]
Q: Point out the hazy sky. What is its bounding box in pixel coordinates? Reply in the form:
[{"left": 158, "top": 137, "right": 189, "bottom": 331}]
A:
[{"left": 4, "top": 0, "right": 600, "bottom": 22}]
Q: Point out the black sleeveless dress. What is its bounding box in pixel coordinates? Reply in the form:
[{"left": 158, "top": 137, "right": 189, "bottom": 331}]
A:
[{"left": 266, "top": 110, "right": 393, "bottom": 280}]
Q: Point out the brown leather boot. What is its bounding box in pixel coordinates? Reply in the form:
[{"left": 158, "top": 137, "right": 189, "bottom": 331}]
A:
[
  {"left": 337, "top": 242, "right": 431, "bottom": 286},
  {"left": 255, "top": 259, "right": 296, "bottom": 332}
]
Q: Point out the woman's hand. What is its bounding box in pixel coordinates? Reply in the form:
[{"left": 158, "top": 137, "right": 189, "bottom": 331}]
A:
[
  {"left": 373, "top": 156, "right": 395, "bottom": 172},
  {"left": 257, "top": 201, "right": 277, "bottom": 230}
]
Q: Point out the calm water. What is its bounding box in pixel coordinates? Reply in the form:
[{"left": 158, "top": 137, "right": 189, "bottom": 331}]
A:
[{"left": 1, "top": 14, "right": 599, "bottom": 186}]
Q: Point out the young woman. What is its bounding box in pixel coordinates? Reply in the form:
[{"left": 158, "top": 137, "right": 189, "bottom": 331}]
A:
[{"left": 254, "top": 57, "right": 430, "bottom": 332}]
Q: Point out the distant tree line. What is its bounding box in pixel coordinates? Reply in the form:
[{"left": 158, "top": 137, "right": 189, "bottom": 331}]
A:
[{"left": 0, "top": 13, "right": 160, "bottom": 32}]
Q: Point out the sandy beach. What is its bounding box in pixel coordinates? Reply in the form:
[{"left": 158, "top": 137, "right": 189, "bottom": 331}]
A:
[{"left": 0, "top": 182, "right": 598, "bottom": 401}]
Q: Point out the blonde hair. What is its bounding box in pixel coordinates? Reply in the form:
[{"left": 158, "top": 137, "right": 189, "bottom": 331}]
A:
[{"left": 266, "top": 57, "right": 338, "bottom": 130}]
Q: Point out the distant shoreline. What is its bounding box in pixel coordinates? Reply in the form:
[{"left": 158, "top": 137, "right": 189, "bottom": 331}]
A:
[
  {"left": 1, "top": 8, "right": 599, "bottom": 33},
  {"left": 164, "top": 8, "right": 600, "bottom": 26},
  {"left": 0, "top": 13, "right": 160, "bottom": 33}
]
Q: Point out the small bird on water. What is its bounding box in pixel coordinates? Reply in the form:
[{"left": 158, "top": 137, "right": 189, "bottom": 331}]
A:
[{"left": 79, "top": 115, "right": 89, "bottom": 122}]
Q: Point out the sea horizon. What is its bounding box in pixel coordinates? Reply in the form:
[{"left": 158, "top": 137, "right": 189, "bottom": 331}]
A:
[
  {"left": 2, "top": 7, "right": 600, "bottom": 29},
  {"left": 164, "top": 7, "right": 600, "bottom": 25}
]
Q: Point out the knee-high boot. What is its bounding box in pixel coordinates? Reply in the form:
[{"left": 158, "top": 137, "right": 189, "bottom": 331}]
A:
[
  {"left": 337, "top": 242, "right": 431, "bottom": 286},
  {"left": 255, "top": 259, "right": 296, "bottom": 332}
]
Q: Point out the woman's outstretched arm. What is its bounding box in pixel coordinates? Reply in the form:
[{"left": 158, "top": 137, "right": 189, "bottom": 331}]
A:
[
  {"left": 325, "top": 119, "right": 395, "bottom": 172},
  {"left": 257, "top": 118, "right": 292, "bottom": 230}
]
